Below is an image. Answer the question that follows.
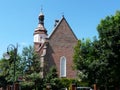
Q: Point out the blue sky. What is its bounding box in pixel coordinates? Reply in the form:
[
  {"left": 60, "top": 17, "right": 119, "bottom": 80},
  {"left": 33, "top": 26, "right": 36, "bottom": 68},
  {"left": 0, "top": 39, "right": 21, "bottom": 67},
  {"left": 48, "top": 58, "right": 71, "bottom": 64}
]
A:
[{"left": 0, "top": 0, "right": 120, "bottom": 58}]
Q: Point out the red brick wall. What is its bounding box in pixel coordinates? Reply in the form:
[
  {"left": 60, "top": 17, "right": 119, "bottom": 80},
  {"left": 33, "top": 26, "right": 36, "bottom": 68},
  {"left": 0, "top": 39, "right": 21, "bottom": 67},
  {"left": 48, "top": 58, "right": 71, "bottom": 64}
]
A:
[
  {"left": 46, "top": 18, "right": 78, "bottom": 78},
  {"left": 34, "top": 42, "right": 40, "bottom": 51}
]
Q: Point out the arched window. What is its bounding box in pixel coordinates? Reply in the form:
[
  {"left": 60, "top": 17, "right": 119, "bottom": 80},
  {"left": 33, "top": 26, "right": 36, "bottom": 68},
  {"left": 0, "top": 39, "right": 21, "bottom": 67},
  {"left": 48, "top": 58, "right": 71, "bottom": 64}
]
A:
[{"left": 60, "top": 56, "right": 66, "bottom": 77}]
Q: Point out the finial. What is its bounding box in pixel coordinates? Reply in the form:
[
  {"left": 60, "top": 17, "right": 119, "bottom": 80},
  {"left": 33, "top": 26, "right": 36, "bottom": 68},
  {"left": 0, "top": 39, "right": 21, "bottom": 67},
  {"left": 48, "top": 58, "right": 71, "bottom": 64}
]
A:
[
  {"left": 39, "top": 5, "right": 44, "bottom": 16},
  {"left": 41, "top": 5, "right": 43, "bottom": 13},
  {"left": 38, "top": 5, "right": 44, "bottom": 25},
  {"left": 61, "top": 12, "right": 64, "bottom": 17}
]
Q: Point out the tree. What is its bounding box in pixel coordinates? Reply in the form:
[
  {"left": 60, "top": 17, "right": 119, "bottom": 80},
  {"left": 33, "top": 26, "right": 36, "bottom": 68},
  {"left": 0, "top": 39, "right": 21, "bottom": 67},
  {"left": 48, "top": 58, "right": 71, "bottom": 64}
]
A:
[
  {"left": 73, "top": 39, "right": 100, "bottom": 85},
  {"left": 73, "top": 11, "right": 120, "bottom": 89},
  {"left": 0, "top": 45, "right": 42, "bottom": 89},
  {"left": 44, "top": 66, "right": 60, "bottom": 90},
  {"left": 0, "top": 52, "right": 21, "bottom": 82},
  {"left": 0, "top": 76, "right": 7, "bottom": 89},
  {"left": 0, "top": 51, "right": 22, "bottom": 90},
  {"left": 97, "top": 11, "right": 120, "bottom": 89},
  {"left": 0, "top": 60, "right": 8, "bottom": 89},
  {"left": 20, "top": 45, "right": 42, "bottom": 90}
]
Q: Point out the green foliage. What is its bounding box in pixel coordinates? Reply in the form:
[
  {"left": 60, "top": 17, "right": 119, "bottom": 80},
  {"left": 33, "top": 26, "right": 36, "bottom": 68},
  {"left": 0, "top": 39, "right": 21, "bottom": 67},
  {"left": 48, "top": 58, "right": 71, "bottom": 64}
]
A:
[
  {"left": 0, "top": 45, "right": 42, "bottom": 89},
  {"left": 97, "top": 11, "right": 120, "bottom": 87},
  {"left": 45, "top": 66, "right": 58, "bottom": 83},
  {"left": 73, "top": 11, "right": 120, "bottom": 89},
  {"left": 74, "top": 39, "right": 99, "bottom": 84},
  {"left": 21, "top": 45, "right": 40, "bottom": 73},
  {"left": 60, "top": 78, "right": 74, "bottom": 89},
  {"left": 44, "top": 66, "right": 80, "bottom": 90},
  {"left": 73, "top": 40, "right": 81, "bottom": 70},
  {"left": 0, "top": 52, "right": 22, "bottom": 83},
  {"left": 44, "top": 66, "right": 60, "bottom": 90},
  {"left": 0, "top": 58, "right": 9, "bottom": 77},
  {"left": 21, "top": 81, "right": 34, "bottom": 90},
  {"left": 0, "top": 76, "right": 7, "bottom": 88},
  {"left": 20, "top": 45, "right": 42, "bottom": 90}
]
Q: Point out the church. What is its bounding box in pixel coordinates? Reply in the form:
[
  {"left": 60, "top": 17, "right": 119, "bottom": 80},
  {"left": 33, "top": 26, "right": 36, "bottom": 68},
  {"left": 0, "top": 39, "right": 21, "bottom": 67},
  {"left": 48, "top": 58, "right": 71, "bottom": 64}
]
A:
[{"left": 33, "top": 12, "right": 78, "bottom": 78}]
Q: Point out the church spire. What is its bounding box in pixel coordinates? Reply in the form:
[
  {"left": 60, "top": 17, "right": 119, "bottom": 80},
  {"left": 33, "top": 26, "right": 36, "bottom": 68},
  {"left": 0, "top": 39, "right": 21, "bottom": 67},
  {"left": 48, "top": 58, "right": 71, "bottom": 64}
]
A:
[
  {"left": 33, "top": 9, "right": 47, "bottom": 45},
  {"left": 34, "top": 9, "right": 47, "bottom": 35},
  {"left": 38, "top": 8, "right": 44, "bottom": 26}
]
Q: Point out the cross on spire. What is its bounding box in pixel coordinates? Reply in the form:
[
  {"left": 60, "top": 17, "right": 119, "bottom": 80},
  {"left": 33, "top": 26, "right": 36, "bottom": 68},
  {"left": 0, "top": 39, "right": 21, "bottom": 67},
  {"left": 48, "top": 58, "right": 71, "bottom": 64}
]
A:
[{"left": 41, "top": 5, "right": 43, "bottom": 13}]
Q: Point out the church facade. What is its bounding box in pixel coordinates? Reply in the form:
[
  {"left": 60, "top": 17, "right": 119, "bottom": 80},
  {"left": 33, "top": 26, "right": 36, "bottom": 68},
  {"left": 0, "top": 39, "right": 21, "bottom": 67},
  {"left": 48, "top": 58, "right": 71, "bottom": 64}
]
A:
[{"left": 33, "top": 12, "right": 78, "bottom": 78}]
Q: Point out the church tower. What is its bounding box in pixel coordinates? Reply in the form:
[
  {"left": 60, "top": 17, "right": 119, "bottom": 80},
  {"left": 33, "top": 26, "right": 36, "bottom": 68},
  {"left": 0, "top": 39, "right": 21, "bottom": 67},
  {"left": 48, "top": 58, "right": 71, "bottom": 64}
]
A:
[
  {"left": 33, "top": 12, "right": 48, "bottom": 78},
  {"left": 33, "top": 12, "right": 48, "bottom": 52}
]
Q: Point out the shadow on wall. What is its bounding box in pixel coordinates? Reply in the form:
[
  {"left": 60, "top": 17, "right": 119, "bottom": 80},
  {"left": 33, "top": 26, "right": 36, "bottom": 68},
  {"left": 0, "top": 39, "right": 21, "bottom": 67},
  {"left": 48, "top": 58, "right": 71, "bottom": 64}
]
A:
[{"left": 44, "top": 43, "right": 56, "bottom": 74}]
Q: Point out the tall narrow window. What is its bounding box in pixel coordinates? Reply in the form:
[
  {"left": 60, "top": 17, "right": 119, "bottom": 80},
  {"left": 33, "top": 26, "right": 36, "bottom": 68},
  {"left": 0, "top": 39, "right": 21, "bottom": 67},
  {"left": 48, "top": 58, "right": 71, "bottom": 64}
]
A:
[{"left": 60, "top": 56, "right": 66, "bottom": 77}]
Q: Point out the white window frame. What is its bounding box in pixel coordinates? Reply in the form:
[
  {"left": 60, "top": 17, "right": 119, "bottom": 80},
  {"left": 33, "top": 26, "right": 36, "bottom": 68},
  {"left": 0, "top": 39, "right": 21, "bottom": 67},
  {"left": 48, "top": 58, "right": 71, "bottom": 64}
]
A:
[{"left": 60, "top": 56, "right": 66, "bottom": 77}]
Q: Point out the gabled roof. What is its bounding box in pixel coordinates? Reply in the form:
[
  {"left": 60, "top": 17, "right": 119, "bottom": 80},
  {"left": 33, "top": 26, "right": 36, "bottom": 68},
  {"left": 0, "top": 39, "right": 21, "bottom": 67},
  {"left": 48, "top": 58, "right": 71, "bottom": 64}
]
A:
[{"left": 49, "top": 16, "right": 78, "bottom": 40}]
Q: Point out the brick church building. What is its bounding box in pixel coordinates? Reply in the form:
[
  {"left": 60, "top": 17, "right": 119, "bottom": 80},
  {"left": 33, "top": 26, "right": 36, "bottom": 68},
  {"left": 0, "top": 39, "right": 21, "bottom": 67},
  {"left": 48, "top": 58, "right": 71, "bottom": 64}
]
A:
[{"left": 33, "top": 12, "right": 78, "bottom": 78}]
